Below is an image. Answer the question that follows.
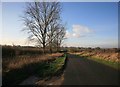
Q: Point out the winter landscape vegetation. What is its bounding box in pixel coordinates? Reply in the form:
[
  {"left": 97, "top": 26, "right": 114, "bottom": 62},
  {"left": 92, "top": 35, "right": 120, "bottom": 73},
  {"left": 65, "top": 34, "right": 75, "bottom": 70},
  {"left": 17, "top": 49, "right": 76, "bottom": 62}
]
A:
[{"left": 1, "top": 1, "right": 119, "bottom": 86}]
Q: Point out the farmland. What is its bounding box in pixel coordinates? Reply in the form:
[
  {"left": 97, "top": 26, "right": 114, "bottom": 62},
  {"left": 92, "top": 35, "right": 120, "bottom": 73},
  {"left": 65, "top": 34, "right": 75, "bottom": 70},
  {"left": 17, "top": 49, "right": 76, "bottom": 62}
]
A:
[
  {"left": 2, "top": 45, "right": 119, "bottom": 85},
  {"left": 1, "top": 1, "right": 119, "bottom": 86},
  {"left": 68, "top": 47, "right": 119, "bottom": 62},
  {"left": 68, "top": 47, "right": 120, "bottom": 69},
  {"left": 2, "top": 45, "right": 67, "bottom": 85}
]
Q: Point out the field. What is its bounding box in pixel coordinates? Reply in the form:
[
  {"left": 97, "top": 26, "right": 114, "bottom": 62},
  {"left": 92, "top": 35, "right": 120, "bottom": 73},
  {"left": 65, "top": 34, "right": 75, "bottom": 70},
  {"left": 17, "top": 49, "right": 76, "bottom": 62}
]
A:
[
  {"left": 68, "top": 47, "right": 119, "bottom": 62},
  {"left": 69, "top": 47, "right": 120, "bottom": 70},
  {"left": 2, "top": 2, "right": 119, "bottom": 86},
  {"left": 2, "top": 45, "right": 119, "bottom": 85},
  {"left": 2, "top": 45, "right": 67, "bottom": 85}
]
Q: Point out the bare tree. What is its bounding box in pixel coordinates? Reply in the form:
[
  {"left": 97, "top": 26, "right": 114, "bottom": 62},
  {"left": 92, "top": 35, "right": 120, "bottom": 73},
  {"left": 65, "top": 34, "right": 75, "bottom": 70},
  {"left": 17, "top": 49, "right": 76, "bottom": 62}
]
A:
[
  {"left": 22, "top": 2, "right": 61, "bottom": 54},
  {"left": 54, "top": 25, "right": 66, "bottom": 52},
  {"left": 46, "top": 21, "right": 61, "bottom": 53}
]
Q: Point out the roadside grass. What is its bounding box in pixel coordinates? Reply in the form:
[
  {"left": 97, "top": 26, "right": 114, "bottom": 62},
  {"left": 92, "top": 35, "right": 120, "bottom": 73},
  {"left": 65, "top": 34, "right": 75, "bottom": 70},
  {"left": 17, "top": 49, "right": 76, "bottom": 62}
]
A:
[
  {"left": 87, "top": 57, "right": 120, "bottom": 70},
  {"left": 3, "top": 53, "right": 66, "bottom": 85},
  {"left": 3, "top": 53, "right": 63, "bottom": 71},
  {"left": 36, "top": 54, "right": 66, "bottom": 77},
  {"left": 77, "top": 54, "right": 119, "bottom": 70}
]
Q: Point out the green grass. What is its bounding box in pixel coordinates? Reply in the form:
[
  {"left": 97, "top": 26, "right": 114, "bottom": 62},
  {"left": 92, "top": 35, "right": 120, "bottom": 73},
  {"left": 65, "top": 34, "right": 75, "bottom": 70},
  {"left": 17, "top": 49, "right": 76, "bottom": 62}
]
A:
[
  {"left": 77, "top": 54, "right": 119, "bottom": 70},
  {"left": 87, "top": 57, "right": 120, "bottom": 70},
  {"left": 36, "top": 54, "right": 66, "bottom": 77},
  {"left": 3, "top": 54, "right": 66, "bottom": 85}
]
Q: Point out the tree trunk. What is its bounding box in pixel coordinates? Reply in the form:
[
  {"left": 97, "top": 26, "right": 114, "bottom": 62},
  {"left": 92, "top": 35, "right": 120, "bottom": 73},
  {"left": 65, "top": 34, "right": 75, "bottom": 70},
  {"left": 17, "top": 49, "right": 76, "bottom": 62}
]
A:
[
  {"left": 49, "top": 39, "right": 53, "bottom": 53},
  {"left": 49, "top": 45, "right": 52, "bottom": 54},
  {"left": 56, "top": 42, "right": 59, "bottom": 52},
  {"left": 43, "top": 41, "right": 45, "bottom": 54},
  {"left": 43, "top": 46, "right": 45, "bottom": 54}
]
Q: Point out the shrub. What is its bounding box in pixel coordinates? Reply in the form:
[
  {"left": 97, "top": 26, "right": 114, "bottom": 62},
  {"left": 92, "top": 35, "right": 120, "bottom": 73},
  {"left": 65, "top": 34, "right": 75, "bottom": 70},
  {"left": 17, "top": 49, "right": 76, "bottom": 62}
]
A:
[
  {"left": 2, "top": 45, "right": 43, "bottom": 58},
  {"left": 2, "top": 46, "right": 16, "bottom": 58}
]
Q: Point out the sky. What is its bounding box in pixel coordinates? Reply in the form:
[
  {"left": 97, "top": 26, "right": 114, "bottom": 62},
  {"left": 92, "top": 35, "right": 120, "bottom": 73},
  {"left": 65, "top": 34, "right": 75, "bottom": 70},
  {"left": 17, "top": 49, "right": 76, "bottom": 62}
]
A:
[{"left": 1, "top": 2, "right": 118, "bottom": 48}]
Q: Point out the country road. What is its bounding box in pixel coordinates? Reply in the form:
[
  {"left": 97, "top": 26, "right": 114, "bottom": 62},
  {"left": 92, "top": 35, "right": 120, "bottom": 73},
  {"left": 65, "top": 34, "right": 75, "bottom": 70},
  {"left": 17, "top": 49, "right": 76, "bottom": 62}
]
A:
[{"left": 62, "top": 53, "right": 119, "bottom": 85}]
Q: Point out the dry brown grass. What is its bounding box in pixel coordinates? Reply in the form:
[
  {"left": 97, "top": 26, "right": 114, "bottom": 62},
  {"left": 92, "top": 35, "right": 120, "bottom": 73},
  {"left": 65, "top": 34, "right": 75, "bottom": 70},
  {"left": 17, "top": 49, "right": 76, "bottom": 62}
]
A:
[
  {"left": 93, "top": 52, "right": 119, "bottom": 62},
  {"left": 49, "top": 53, "right": 64, "bottom": 58},
  {"left": 75, "top": 51, "right": 119, "bottom": 62},
  {"left": 3, "top": 53, "right": 64, "bottom": 72}
]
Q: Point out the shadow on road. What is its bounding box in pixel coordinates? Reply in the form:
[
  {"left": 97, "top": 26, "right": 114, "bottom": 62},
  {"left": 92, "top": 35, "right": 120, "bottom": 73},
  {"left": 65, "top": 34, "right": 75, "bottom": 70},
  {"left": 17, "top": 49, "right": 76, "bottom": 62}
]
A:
[{"left": 62, "top": 53, "right": 119, "bottom": 85}]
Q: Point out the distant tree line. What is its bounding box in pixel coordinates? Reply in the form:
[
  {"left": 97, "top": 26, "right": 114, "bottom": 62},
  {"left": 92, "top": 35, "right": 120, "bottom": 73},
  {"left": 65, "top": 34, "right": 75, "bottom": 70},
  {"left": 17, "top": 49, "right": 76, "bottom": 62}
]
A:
[
  {"left": 2, "top": 45, "right": 43, "bottom": 58},
  {"left": 2, "top": 44, "right": 119, "bottom": 58},
  {"left": 66, "top": 47, "right": 119, "bottom": 53}
]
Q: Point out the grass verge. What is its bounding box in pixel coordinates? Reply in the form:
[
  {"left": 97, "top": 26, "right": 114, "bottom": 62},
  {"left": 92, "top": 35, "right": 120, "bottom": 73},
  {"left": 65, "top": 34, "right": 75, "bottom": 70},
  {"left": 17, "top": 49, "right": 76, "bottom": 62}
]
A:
[
  {"left": 3, "top": 53, "right": 67, "bottom": 85},
  {"left": 77, "top": 54, "right": 119, "bottom": 70},
  {"left": 36, "top": 54, "right": 66, "bottom": 77},
  {"left": 87, "top": 57, "right": 120, "bottom": 70}
]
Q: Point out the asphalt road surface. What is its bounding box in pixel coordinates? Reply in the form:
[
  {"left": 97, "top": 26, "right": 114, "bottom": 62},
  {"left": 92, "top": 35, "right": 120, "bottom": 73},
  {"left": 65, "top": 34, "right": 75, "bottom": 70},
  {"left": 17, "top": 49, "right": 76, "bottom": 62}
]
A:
[{"left": 62, "top": 53, "right": 119, "bottom": 85}]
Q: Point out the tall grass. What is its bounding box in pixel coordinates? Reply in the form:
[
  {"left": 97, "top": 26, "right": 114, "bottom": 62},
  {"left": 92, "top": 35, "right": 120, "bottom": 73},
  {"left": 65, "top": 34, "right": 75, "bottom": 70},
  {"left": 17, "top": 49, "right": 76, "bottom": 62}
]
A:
[
  {"left": 87, "top": 56, "right": 120, "bottom": 70},
  {"left": 2, "top": 46, "right": 43, "bottom": 58},
  {"left": 3, "top": 53, "right": 63, "bottom": 71},
  {"left": 77, "top": 53, "right": 119, "bottom": 70},
  {"left": 2, "top": 53, "right": 65, "bottom": 85},
  {"left": 74, "top": 50, "right": 119, "bottom": 62}
]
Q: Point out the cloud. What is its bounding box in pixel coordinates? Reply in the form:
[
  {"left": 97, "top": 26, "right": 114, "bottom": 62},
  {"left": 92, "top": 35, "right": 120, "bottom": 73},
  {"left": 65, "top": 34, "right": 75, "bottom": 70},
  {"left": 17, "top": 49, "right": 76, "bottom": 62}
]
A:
[
  {"left": 65, "top": 30, "right": 72, "bottom": 38},
  {"left": 65, "top": 24, "right": 92, "bottom": 38}
]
